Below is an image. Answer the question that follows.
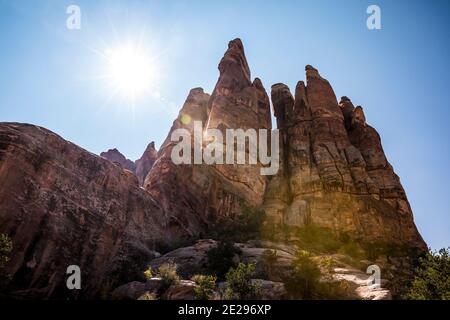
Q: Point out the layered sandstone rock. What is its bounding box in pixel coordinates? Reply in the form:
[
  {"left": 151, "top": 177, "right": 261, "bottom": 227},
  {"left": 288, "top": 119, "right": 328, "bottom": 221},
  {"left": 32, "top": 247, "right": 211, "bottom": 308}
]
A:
[
  {"left": 0, "top": 39, "right": 426, "bottom": 300},
  {"left": 144, "top": 39, "right": 272, "bottom": 235},
  {"left": 100, "top": 148, "right": 136, "bottom": 173},
  {"left": 0, "top": 123, "right": 177, "bottom": 299},
  {"left": 263, "top": 65, "right": 426, "bottom": 253}
]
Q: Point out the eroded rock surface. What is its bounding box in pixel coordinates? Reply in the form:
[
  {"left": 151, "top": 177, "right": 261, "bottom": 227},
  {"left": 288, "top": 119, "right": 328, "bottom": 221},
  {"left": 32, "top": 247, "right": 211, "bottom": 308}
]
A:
[
  {"left": 144, "top": 39, "right": 272, "bottom": 235},
  {"left": 0, "top": 39, "right": 426, "bottom": 299},
  {"left": 264, "top": 66, "right": 426, "bottom": 254},
  {"left": 100, "top": 148, "right": 136, "bottom": 173},
  {"left": 0, "top": 123, "right": 178, "bottom": 299}
]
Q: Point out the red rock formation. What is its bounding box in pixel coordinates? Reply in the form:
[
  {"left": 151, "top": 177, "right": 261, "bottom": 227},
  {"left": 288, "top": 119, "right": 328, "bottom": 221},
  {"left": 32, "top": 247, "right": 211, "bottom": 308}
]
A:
[
  {"left": 264, "top": 65, "right": 426, "bottom": 253},
  {"left": 0, "top": 123, "right": 180, "bottom": 299},
  {"left": 135, "top": 141, "right": 157, "bottom": 186},
  {"left": 145, "top": 39, "right": 272, "bottom": 234},
  {"left": 0, "top": 39, "right": 427, "bottom": 300},
  {"left": 100, "top": 148, "right": 136, "bottom": 173}
]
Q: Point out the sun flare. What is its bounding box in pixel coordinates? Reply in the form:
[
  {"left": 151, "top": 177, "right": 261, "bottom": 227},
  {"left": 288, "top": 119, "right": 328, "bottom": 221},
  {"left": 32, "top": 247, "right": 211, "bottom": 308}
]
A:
[{"left": 106, "top": 46, "right": 154, "bottom": 97}]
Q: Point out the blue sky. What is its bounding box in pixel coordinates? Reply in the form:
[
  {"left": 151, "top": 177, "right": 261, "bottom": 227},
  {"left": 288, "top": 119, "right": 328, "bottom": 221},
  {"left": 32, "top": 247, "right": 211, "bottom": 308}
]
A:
[{"left": 0, "top": 0, "right": 448, "bottom": 250}]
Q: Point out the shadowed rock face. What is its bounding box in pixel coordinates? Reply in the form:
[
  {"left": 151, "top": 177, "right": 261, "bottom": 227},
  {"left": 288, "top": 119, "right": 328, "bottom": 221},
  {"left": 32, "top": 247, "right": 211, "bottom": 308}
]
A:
[
  {"left": 0, "top": 123, "right": 179, "bottom": 299},
  {"left": 264, "top": 66, "right": 426, "bottom": 252}
]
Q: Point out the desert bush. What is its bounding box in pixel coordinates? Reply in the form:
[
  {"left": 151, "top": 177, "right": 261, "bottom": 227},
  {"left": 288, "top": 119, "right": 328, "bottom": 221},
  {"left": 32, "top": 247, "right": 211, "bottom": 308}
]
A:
[
  {"left": 192, "top": 274, "right": 217, "bottom": 300},
  {"left": 258, "top": 249, "right": 278, "bottom": 279},
  {"left": 0, "top": 234, "right": 12, "bottom": 290},
  {"left": 207, "top": 241, "right": 241, "bottom": 279},
  {"left": 284, "top": 250, "right": 353, "bottom": 299},
  {"left": 157, "top": 262, "right": 180, "bottom": 290},
  {"left": 338, "top": 242, "right": 366, "bottom": 260},
  {"left": 224, "top": 263, "right": 261, "bottom": 300},
  {"left": 139, "top": 292, "right": 158, "bottom": 300},
  {"left": 297, "top": 225, "right": 342, "bottom": 253},
  {"left": 284, "top": 250, "right": 322, "bottom": 299},
  {"left": 143, "top": 267, "right": 153, "bottom": 280},
  {"left": 406, "top": 247, "right": 450, "bottom": 300}
]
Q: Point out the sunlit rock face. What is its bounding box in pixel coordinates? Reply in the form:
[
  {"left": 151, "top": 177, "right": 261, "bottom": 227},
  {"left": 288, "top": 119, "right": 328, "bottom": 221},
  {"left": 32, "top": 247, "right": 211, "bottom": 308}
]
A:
[
  {"left": 263, "top": 65, "right": 426, "bottom": 253},
  {"left": 144, "top": 39, "right": 272, "bottom": 234},
  {"left": 0, "top": 123, "right": 174, "bottom": 299}
]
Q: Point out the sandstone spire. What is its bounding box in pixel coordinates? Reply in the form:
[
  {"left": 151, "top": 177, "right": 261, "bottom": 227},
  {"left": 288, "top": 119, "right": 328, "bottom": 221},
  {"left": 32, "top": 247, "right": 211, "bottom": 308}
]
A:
[
  {"left": 264, "top": 65, "right": 426, "bottom": 253},
  {"left": 135, "top": 141, "right": 157, "bottom": 186}
]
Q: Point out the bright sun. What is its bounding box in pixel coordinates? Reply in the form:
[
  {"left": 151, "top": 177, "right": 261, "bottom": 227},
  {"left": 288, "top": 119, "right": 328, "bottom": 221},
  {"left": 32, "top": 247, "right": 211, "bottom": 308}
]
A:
[{"left": 106, "top": 46, "right": 154, "bottom": 97}]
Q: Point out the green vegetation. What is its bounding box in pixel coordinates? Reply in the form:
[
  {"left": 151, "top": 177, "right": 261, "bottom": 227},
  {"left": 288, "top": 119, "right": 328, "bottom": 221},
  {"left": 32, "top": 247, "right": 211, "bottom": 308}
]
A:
[
  {"left": 143, "top": 267, "right": 153, "bottom": 280},
  {"left": 139, "top": 292, "right": 158, "bottom": 300},
  {"left": 157, "top": 262, "right": 180, "bottom": 290},
  {"left": 224, "top": 263, "right": 261, "bottom": 300},
  {"left": 258, "top": 249, "right": 278, "bottom": 279},
  {"left": 406, "top": 248, "right": 450, "bottom": 300},
  {"left": 284, "top": 250, "right": 352, "bottom": 299},
  {"left": 192, "top": 274, "right": 217, "bottom": 300},
  {"left": 297, "top": 225, "right": 343, "bottom": 253},
  {"left": 207, "top": 241, "right": 241, "bottom": 279},
  {"left": 0, "top": 233, "right": 12, "bottom": 290},
  {"left": 284, "top": 250, "right": 322, "bottom": 299}
]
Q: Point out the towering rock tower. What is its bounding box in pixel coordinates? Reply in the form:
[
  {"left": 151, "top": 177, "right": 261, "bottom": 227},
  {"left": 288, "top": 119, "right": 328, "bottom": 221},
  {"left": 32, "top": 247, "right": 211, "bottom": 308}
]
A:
[
  {"left": 264, "top": 65, "right": 426, "bottom": 252},
  {"left": 144, "top": 39, "right": 272, "bottom": 235}
]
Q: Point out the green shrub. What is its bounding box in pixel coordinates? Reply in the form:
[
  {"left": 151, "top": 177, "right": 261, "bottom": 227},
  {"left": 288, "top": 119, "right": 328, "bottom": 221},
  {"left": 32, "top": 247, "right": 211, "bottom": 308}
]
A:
[
  {"left": 406, "top": 248, "right": 450, "bottom": 300},
  {"left": 207, "top": 241, "right": 241, "bottom": 279},
  {"left": 143, "top": 267, "right": 153, "bottom": 280},
  {"left": 0, "top": 234, "right": 12, "bottom": 290},
  {"left": 284, "top": 250, "right": 355, "bottom": 299},
  {"left": 224, "top": 263, "right": 261, "bottom": 300},
  {"left": 284, "top": 250, "right": 322, "bottom": 299},
  {"left": 338, "top": 242, "right": 366, "bottom": 260},
  {"left": 192, "top": 274, "right": 217, "bottom": 300},
  {"left": 157, "top": 262, "right": 180, "bottom": 289},
  {"left": 258, "top": 249, "right": 278, "bottom": 279}
]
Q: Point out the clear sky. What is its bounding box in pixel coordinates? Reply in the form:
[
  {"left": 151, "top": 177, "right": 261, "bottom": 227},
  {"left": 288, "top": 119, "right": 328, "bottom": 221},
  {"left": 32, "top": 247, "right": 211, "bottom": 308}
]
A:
[{"left": 0, "top": 0, "right": 448, "bottom": 250}]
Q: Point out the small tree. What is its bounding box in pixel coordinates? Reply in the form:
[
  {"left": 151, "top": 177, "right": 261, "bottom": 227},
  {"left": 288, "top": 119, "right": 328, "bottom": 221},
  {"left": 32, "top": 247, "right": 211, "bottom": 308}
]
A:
[
  {"left": 284, "top": 250, "right": 322, "bottom": 299},
  {"left": 192, "top": 274, "right": 217, "bottom": 300},
  {"left": 157, "top": 262, "right": 180, "bottom": 290},
  {"left": 406, "top": 248, "right": 450, "bottom": 300},
  {"left": 259, "top": 249, "right": 278, "bottom": 279},
  {"left": 143, "top": 267, "right": 153, "bottom": 280},
  {"left": 224, "top": 263, "right": 261, "bottom": 300},
  {"left": 207, "top": 241, "right": 241, "bottom": 279}
]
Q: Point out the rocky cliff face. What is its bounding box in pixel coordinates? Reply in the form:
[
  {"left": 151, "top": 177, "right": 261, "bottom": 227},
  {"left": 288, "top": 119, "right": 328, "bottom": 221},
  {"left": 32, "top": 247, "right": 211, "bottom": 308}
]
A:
[
  {"left": 0, "top": 39, "right": 426, "bottom": 299},
  {"left": 101, "top": 142, "right": 157, "bottom": 187},
  {"left": 264, "top": 65, "right": 426, "bottom": 252},
  {"left": 0, "top": 123, "right": 180, "bottom": 298},
  {"left": 100, "top": 148, "right": 136, "bottom": 173}
]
